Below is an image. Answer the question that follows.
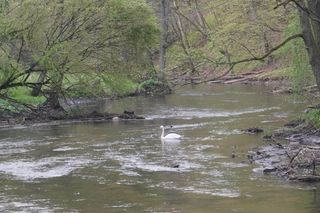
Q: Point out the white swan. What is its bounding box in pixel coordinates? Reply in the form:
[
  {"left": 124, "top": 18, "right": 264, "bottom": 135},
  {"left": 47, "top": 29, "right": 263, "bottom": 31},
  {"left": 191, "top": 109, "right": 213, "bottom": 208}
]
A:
[{"left": 160, "top": 125, "right": 182, "bottom": 140}]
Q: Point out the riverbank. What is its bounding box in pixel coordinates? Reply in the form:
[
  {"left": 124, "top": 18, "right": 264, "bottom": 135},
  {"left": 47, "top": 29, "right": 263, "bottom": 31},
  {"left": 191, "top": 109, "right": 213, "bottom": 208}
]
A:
[
  {"left": 208, "top": 68, "right": 318, "bottom": 95},
  {"left": 212, "top": 70, "right": 320, "bottom": 182},
  {"left": 205, "top": 67, "right": 320, "bottom": 182},
  {"left": 0, "top": 107, "right": 145, "bottom": 129},
  {"left": 0, "top": 79, "right": 172, "bottom": 128},
  {"left": 249, "top": 118, "right": 320, "bottom": 182}
]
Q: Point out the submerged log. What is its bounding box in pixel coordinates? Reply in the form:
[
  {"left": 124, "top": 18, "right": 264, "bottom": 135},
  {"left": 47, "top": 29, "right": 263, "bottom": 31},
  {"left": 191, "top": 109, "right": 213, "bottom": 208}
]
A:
[
  {"left": 242, "top": 127, "right": 264, "bottom": 134},
  {"left": 293, "top": 175, "right": 320, "bottom": 182},
  {"left": 263, "top": 167, "right": 277, "bottom": 174},
  {"left": 118, "top": 111, "right": 145, "bottom": 119}
]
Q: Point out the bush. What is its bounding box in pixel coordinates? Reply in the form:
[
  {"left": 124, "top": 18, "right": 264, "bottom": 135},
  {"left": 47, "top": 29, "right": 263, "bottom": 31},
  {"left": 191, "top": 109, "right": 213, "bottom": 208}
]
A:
[
  {"left": 138, "top": 79, "right": 172, "bottom": 95},
  {"left": 306, "top": 109, "right": 320, "bottom": 128},
  {"left": 9, "top": 87, "right": 46, "bottom": 105}
]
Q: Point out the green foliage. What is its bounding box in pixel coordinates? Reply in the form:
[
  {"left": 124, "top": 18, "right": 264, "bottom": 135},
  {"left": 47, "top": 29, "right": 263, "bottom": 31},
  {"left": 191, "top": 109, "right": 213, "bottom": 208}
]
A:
[
  {"left": 0, "top": 98, "right": 16, "bottom": 112},
  {"left": 109, "top": 0, "right": 159, "bottom": 48},
  {"left": 256, "top": 67, "right": 294, "bottom": 80},
  {"left": 0, "top": 0, "right": 159, "bottom": 107},
  {"left": 306, "top": 109, "right": 320, "bottom": 129},
  {"left": 9, "top": 88, "right": 46, "bottom": 105},
  {"left": 101, "top": 73, "right": 138, "bottom": 97},
  {"left": 284, "top": 15, "right": 313, "bottom": 93},
  {"left": 138, "top": 79, "right": 172, "bottom": 95},
  {"left": 63, "top": 72, "right": 139, "bottom": 98},
  {"left": 139, "top": 79, "right": 158, "bottom": 89},
  {"left": 163, "top": 0, "right": 320, "bottom": 94},
  {"left": 167, "top": 0, "right": 293, "bottom": 77}
]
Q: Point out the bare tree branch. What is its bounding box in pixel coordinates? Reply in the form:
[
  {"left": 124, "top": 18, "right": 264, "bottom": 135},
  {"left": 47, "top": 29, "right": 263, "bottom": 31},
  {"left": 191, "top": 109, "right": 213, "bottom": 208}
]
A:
[
  {"left": 228, "top": 33, "right": 303, "bottom": 65},
  {"left": 275, "top": 0, "right": 320, "bottom": 23},
  {"left": 178, "top": 33, "right": 303, "bottom": 85}
]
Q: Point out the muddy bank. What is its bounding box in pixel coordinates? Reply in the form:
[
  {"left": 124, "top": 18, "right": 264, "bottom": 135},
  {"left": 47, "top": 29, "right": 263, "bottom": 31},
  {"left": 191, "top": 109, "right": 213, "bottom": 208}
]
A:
[
  {"left": 250, "top": 120, "right": 320, "bottom": 182},
  {"left": 0, "top": 80, "right": 173, "bottom": 129},
  {"left": 0, "top": 107, "right": 144, "bottom": 129}
]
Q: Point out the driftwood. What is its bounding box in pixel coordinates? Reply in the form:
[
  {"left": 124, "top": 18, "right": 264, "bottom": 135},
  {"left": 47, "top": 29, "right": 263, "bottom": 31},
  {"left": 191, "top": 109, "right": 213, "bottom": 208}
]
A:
[
  {"left": 242, "top": 127, "right": 264, "bottom": 134},
  {"left": 292, "top": 175, "right": 320, "bottom": 182},
  {"left": 224, "top": 78, "right": 248, "bottom": 84},
  {"left": 118, "top": 111, "right": 144, "bottom": 119}
]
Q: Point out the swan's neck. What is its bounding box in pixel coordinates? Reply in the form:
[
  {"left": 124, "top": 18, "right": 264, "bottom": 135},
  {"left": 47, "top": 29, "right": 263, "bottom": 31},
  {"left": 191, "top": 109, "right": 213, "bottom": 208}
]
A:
[{"left": 161, "top": 127, "right": 165, "bottom": 138}]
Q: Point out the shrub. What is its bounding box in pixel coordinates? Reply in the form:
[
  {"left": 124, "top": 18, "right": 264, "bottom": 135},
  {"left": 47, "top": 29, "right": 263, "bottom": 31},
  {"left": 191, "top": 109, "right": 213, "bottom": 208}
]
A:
[{"left": 306, "top": 109, "right": 320, "bottom": 128}]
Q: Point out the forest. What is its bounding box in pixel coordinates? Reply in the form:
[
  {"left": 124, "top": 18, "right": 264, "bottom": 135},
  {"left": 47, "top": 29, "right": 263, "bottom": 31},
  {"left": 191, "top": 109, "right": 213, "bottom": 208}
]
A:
[
  {"left": 0, "top": 0, "right": 319, "bottom": 114},
  {"left": 2, "top": 1, "right": 320, "bottom": 212}
]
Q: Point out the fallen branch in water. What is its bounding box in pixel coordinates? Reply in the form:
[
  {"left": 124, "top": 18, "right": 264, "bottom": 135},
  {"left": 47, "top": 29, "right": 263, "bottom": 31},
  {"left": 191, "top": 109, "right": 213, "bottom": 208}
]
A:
[{"left": 290, "top": 175, "right": 320, "bottom": 182}]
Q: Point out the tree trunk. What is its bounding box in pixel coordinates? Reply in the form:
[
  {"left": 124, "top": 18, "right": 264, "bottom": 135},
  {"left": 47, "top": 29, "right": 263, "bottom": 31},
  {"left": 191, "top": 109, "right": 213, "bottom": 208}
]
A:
[
  {"left": 32, "top": 0, "right": 65, "bottom": 97},
  {"left": 172, "top": 1, "right": 190, "bottom": 50},
  {"left": 31, "top": 71, "right": 47, "bottom": 96},
  {"left": 159, "top": 0, "right": 169, "bottom": 81},
  {"left": 263, "top": 32, "right": 273, "bottom": 65},
  {"left": 194, "top": 0, "right": 208, "bottom": 36},
  {"left": 45, "top": 91, "right": 62, "bottom": 110},
  {"left": 172, "top": 0, "right": 197, "bottom": 82},
  {"left": 46, "top": 73, "right": 64, "bottom": 110},
  {"left": 250, "top": 0, "right": 273, "bottom": 65},
  {"left": 298, "top": 0, "right": 320, "bottom": 91}
]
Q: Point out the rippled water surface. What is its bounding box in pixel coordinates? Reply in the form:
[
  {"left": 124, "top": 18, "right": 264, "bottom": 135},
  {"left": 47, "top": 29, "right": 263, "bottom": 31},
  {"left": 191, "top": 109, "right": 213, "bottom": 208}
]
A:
[{"left": 0, "top": 84, "right": 319, "bottom": 212}]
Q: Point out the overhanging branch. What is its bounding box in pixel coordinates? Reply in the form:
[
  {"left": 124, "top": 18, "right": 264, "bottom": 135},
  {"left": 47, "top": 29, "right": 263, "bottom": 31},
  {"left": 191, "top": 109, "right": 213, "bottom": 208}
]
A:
[
  {"left": 275, "top": 0, "right": 320, "bottom": 24},
  {"left": 181, "top": 33, "right": 304, "bottom": 85},
  {"left": 229, "top": 33, "right": 303, "bottom": 65}
]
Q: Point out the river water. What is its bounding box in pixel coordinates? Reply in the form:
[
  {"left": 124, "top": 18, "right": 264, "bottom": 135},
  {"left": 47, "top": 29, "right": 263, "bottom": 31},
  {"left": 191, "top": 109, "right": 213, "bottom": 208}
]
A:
[{"left": 0, "top": 84, "right": 319, "bottom": 213}]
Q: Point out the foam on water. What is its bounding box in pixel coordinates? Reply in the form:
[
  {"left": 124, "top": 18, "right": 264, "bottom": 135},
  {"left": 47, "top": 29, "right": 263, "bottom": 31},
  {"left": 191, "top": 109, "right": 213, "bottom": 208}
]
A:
[
  {"left": 0, "top": 148, "right": 30, "bottom": 155},
  {"left": 150, "top": 181, "right": 240, "bottom": 198},
  {"left": 273, "top": 111, "right": 291, "bottom": 118},
  {"left": 193, "top": 144, "right": 217, "bottom": 151},
  {"left": 145, "top": 107, "right": 280, "bottom": 120},
  {"left": 0, "top": 156, "right": 93, "bottom": 181},
  {"left": 53, "top": 146, "right": 81, "bottom": 152},
  {"left": 169, "top": 123, "right": 206, "bottom": 129},
  {"left": 199, "top": 136, "right": 223, "bottom": 141},
  {"left": 179, "top": 92, "right": 219, "bottom": 96},
  {"left": 96, "top": 137, "right": 242, "bottom": 199},
  {"left": 201, "top": 170, "right": 224, "bottom": 177},
  {"left": 105, "top": 150, "right": 202, "bottom": 174},
  {"left": 120, "top": 170, "right": 141, "bottom": 177},
  {"left": 182, "top": 187, "right": 240, "bottom": 198},
  {"left": 210, "top": 129, "right": 242, "bottom": 136},
  {"left": 0, "top": 139, "right": 53, "bottom": 156},
  {"left": 218, "top": 162, "right": 248, "bottom": 168},
  {"left": 0, "top": 195, "right": 59, "bottom": 213}
]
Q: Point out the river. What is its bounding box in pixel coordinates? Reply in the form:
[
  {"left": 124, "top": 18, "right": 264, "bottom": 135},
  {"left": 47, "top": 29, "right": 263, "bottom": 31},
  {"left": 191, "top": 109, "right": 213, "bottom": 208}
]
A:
[{"left": 0, "top": 84, "right": 319, "bottom": 213}]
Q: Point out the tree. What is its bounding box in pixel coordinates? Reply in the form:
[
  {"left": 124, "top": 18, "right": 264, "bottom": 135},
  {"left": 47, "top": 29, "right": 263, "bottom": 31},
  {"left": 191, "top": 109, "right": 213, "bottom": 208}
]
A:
[
  {"left": 159, "top": 0, "right": 169, "bottom": 81},
  {"left": 0, "top": 0, "right": 159, "bottom": 109},
  {"left": 171, "top": 0, "right": 197, "bottom": 82},
  {"left": 295, "top": 0, "right": 320, "bottom": 90},
  {"left": 156, "top": 0, "right": 294, "bottom": 84}
]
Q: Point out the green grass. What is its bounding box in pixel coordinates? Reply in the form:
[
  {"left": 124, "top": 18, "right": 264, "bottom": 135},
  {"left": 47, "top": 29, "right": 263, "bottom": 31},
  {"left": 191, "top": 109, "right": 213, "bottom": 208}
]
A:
[
  {"left": 0, "top": 87, "right": 45, "bottom": 113},
  {"left": 233, "top": 61, "right": 265, "bottom": 74},
  {"left": 102, "top": 73, "right": 138, "bottom": 96},
  {"left": 306, "top": 109, "right": 320, "bottom": 129},
  {"left": 9, "top": 87, "right": 46, "bottom": 105},
  {"left": 63, "top": 71, "right": 140, "bottom": 98},
  {"left": 0, "top": 98, "right": 16, "bottom": 112},
  {"left": 256, "top": 67, "right": 294, "bottom": 80}
]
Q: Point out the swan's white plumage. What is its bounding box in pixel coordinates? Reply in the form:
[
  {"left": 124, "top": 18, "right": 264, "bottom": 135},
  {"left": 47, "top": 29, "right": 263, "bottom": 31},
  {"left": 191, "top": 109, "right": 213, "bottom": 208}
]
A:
[{"left": 160, "top": 125, "right": 182, "bottom": 140}]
